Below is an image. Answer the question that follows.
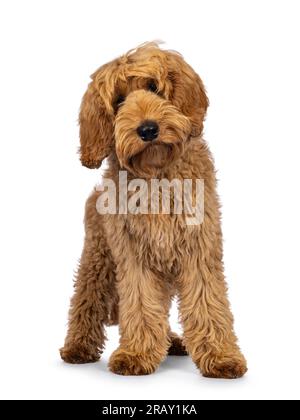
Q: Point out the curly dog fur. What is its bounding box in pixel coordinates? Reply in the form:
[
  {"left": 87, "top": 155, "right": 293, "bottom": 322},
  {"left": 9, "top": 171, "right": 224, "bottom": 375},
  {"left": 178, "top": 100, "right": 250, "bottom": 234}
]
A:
[{"left": 60, "top": 43, "right": 247, "bottom": 378}]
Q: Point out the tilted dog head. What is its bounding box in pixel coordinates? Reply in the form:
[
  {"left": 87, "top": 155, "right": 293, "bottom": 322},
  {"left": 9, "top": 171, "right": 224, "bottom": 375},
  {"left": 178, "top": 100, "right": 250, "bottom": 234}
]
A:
[{"left": 79, "top": 42, "right": 209, "bottom": 177}]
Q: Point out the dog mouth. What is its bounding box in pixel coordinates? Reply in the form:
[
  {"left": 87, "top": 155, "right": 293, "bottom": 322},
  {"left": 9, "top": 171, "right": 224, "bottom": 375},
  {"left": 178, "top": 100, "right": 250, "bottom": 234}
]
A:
[
  {"left": 133, "top": 143, "right": 172, "bottom": 167},
  {"left": 127, "top": 141, "right": 184, "bottom": 177}
]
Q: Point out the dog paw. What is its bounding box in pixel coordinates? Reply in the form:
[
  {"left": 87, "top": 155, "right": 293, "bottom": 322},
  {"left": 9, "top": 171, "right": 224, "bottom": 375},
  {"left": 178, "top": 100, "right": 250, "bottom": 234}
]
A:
[
  {"left": 60, "top": 343, "right": 100, "bottom": 364},
  {"left": 168, "top": 333, "right": 188, "bottom": 356},
  {"left": 202, "top": 355, "right": 247, "bottom": 379},
  {"left": 109, "top": 349, "right": 156, "bottom": 376}
]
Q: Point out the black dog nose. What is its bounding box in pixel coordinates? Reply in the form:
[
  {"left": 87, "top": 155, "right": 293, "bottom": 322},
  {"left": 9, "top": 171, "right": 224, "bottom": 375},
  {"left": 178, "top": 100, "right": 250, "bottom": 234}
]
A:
[{"left": 137, "top": 120, "right": 159, "bottom": 141}]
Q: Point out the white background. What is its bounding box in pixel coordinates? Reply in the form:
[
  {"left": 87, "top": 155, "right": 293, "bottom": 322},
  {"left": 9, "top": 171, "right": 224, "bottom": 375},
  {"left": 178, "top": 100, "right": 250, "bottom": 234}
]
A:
[{"left": 0, "top": 0, "right": 300, "bottom": 400}]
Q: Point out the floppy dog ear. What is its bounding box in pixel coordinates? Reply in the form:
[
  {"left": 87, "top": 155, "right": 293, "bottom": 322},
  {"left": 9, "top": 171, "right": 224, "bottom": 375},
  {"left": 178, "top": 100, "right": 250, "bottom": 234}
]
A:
[
  {"left": 79, "top": 78, "right": 114, "bottom": 169},
  {"left": 167, "top": 53, "right": 209, "bottom": 137}
]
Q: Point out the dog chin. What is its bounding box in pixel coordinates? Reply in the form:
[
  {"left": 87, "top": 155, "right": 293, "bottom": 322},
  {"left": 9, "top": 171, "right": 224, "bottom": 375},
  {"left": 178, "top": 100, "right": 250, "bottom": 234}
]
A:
[{"left": 129, "top": 142, "right": 183, "bottom": 177}]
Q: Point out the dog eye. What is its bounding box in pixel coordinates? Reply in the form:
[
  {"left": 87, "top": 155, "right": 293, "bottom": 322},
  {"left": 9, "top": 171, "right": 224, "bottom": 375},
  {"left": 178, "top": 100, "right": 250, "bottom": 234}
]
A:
[
  {"left": 115, "top": 94, "right": 125, "bottom": 107},
  {"left": 147, "top": 81, "right": 158, "bottom": 93}
]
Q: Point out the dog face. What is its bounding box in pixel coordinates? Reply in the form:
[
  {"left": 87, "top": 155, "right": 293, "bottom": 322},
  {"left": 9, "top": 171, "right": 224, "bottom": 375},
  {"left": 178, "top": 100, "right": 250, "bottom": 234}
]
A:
[{"left": 79, "top": 43, "right": 209, "bottom": 177}]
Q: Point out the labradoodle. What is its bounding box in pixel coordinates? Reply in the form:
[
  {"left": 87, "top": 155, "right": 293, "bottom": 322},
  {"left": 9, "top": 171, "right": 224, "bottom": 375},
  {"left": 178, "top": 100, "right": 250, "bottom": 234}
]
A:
[{"left": 60, "top": 43, "right": 247, "bottom": 378}]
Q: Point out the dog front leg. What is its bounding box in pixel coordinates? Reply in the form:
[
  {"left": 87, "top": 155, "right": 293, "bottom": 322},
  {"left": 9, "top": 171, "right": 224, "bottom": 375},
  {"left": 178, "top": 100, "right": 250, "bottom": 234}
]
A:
[
  {"left": 178, "top": 256, "right": 247, "bottom": 379},
  {"left": 60, "top": 192, "right": 116, "bottom": 364},
  {"left": 109, "top": 264, "right": 169, "bottom": 375}
]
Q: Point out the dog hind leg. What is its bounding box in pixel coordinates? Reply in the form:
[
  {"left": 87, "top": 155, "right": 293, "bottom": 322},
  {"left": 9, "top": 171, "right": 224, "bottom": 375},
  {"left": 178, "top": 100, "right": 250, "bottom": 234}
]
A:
[{"left": 168, "top": 331, "right": 188, "bottom": 356}]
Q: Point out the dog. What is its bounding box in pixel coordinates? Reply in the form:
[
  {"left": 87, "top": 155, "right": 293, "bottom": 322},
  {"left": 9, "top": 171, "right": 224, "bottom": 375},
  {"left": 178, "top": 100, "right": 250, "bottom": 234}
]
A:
[{"left": 60, "top": 42, "right": 247, "bottom": 378}]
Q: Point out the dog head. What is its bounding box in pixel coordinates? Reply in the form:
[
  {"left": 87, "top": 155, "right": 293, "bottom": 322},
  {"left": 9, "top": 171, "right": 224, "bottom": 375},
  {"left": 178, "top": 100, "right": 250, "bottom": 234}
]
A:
[{"left": 79, "top": 42, "right": 209, "bottom": 177}]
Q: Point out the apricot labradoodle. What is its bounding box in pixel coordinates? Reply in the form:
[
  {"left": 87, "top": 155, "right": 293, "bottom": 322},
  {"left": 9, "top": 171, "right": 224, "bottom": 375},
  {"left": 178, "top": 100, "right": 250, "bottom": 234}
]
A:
[{"left": 60, "top": 43, "right": 247, "bottom": 378}]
